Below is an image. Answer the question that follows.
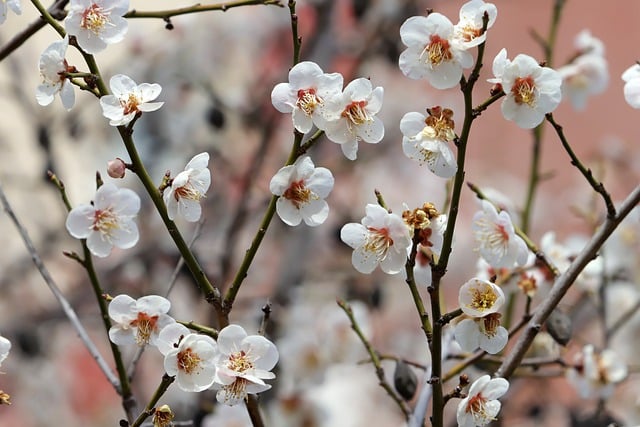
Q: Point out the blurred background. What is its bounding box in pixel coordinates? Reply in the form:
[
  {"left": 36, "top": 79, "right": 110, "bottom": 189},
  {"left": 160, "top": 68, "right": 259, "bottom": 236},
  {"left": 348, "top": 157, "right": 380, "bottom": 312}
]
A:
[{"left": 0, "top": 0, "right": 639, "bottom": 426}]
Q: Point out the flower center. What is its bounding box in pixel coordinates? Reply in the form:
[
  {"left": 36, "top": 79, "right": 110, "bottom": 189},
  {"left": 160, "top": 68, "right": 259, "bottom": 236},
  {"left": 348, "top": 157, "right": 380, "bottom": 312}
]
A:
[
  {"left": 423, "top": 107, "right": 455, "bottom": 142},
  {"left": 121, "top": 93, "right": 141, "bottom": 115},
  {"left": 474, "top": 217, "right": 510, "bottom": 258},
  {"left": 458, "top": 24, "right": 484, "bottom": 43},
  {"left": 296, "top": 88, "right": 322, "bottom": 116},
  {"left": 221, "top": 377, "right": 249, "bottom": 404},
  {"left": 422, "top": 35, "right": 453, "bottom": 67},
  {"left": 342, "top": 100, "right": 371, "bottom": 131},
  {"left": 466, "top": 393, "right": 495, "bottom": 423},
  {"left": 173, "top": 182, "right": 203, "bottom": 202},
  {"left": 177, "top": 348, "right": 202, "bottom": 375},
  {"left": 511, "top": 76, "right": 537, "bottom": 106},
  {"left": 364, "top": 227, "right": 393, "bottom": 259},
  {"left": 479, "top": 313, "right": 501, "bottom": 337},
  {"left": 81, "top": 4, "right": 110, "bottom": 35},
  {"left": 92, "top": 208, "right": 119, "bottom": 237},
  {"left": 468, "top": 285, "right": 498, "bottom": 312},
  {"left": 131, "top": 312, "right": 159, "bottom": 346},
  {"left": 282, "top": 179, "right": 314, "bottom": 209},
  {"left": 227, "top": 350, "right": 254, "bottom": 373}
]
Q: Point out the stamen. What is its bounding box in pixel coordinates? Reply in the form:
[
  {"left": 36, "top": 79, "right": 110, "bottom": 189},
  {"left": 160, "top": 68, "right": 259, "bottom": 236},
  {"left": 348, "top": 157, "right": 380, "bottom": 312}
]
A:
[
  {"left": 283, "top": 180, "right": 315, "bottom": 209},
  {"left": 511, "top": 76, "right": 536, "bottom": 106}
]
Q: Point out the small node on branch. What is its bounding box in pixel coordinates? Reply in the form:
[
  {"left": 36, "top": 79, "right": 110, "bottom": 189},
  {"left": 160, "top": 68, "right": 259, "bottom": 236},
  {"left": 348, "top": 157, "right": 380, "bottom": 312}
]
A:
[{"left": 163, "top": 17, "right": 173, "bottom": 30}]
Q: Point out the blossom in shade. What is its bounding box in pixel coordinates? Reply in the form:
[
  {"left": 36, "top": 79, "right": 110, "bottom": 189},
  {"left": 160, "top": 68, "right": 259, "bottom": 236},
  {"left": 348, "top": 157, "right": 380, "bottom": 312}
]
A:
[
  {"left": 108, "top": 294, "right": 175, "bottom": 347},
  {"left": 472, "top": 200, "right": 528, "bottom": 269},
  {"left": 157, "top": 323, "right": 218, "bottom": 392},
  {"left": 64, "top": 0, "right": 129, "bottom": 54},
  {"left": 100, "top": 74, "right": 164, "bottom": 126},
  {"left": 399, "top": 13, "right": 474, "bottom": 89},
  {"left": 341, "top": 204, "right": 412, "bottom": 275},
  {"left": 163, "top": 153, "right": 211, "bottom": 222},
  {"left": 212, "top": 325, "right": 279, "bottom": 406},
  {"left": 269, "top": 156, "right": 334, "bottom": 227},
  {"left": 36, "top": 36, "right": 75, "bottom": 110},
  {"left": 0, "top": 0, "right": 21, "bottom": 25},
  {"left": 65, "top": 183, "right": 140, "bottom": 258},
  {"left": 0, "top": 335, "right": 10, "bottom": 367},
  {"left": 271, "top": 61, "right": 343, "bottom": 133},
  {"left": 490, "top": 49, "right": 562, "bottom": 128},
  {"left": 622, "top": 64, "right": 640, "bottom": 109},
  {"left": 319, "top": 77, "right": 384, "bottom": 160},
  {"left": 400, "top": 108, "right": 457, "bottom": 178},
  {"left": 458, "top": 278, "right": 505, "bottom": 317},
  {"left": 454, "top": 314, "right": 508, "bottom": 354},
  {"left": 453, "top": 0, "right": 498, "bottom": 49},
  {"left": 456, "top": 375, "right": 509, "bottom": 427},
  {"left": 566, "top": 344, "right": 628, "bottom": 399}
]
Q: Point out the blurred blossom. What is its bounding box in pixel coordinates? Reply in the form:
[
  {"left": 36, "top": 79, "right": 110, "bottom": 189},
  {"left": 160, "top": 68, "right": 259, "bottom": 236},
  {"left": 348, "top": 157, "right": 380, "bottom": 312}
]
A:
[
  {"left": 212, "top": 325, "right": 279, "bottom": 406},
  {"left": 271, "top": 61, "right": 343, "bottom": 133},
  {"left": 454, "top": 0, "right": 498, "bottom": 49},
  {"left": 574, "top": 29, "right": 605, "bottom": 56},
  {"left": 489, "top": 49, "right": 562, "bottom": 128},
  {"left": 472, "top": 199, "right": 528, "bottom": 269},
  {"left": 163, "top": 152, "right": 211, "bottom": 222},
  {"left": 108, "top": 294, "right": 175, "bottom": 347},
  {"left": 269, "top": 156, "right": 334, "bottom": 227},
  {"left": 399, "top": 13, "right": 474, "bottom": 89},
  {"left": 454, "top": 313, "right": 508, "bottom": 354},
  {"left": 400, "top": 108, "right": 457, "bottom": 178},
  {"left": 622, "top": 64, "right": 640, "bottom": 109},
  {"left": 0, "top": 0, "right": 20, "bottom": 24},
  {"left": 566, "top": 344, "right": 628, "bottom": 399},
  {"left": 456, "top": 375, "right": 509, "bottom": 427},
  {"left": 65, "top": 183, "right": 141, "bottom": 257},
  {"left": 319, "top": 78, "right": 384, "bottom": 160},
  {"left": 458, "top": 278, "right": 505, "bottom": 317},
  {"left": 36, "top": 36, "right": 75, "bottom": 110},
  {"left": 64, "top": 0, "right": 129, "bottom": 54},
  {"left": 157, "top": 323, "right": 218, "bottom": 392},
  {"left": 100, "top": 74, "right": 164, "bottom": 126},
  {"left": 202, "top": 403, "right": 251, "bottom": 427},
  {"left": 340, "top": 203, "right": 412, "bottom": 274},
  {"left": 0, "top": 335, "right": 10, "bottom": 367}
]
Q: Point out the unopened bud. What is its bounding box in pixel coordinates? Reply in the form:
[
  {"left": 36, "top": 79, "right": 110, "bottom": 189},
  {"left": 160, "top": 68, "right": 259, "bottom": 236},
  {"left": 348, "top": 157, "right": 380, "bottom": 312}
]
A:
[
  {"left": 394, "top": 360, "right": 417, "bottom": 401},
  {"left": 107, "top": 158, "right": 127, "bottom": 179},
  {"left": 546, "top": 308, "right": 572, "bottom": 346}
]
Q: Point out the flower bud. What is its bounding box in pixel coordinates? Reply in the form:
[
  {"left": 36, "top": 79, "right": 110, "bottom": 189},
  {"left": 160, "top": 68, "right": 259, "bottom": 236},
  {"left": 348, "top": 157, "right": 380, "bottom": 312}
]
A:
[
  {"left": 394, "top": 360, "right": 417, "bottom": 401},
  {"left": 107, "top": 158, "right": 126, "bottom": 179}
]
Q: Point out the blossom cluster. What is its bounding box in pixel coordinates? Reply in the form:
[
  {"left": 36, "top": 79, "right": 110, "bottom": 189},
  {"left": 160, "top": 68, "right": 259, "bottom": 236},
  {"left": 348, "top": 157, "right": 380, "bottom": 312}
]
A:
[{"left": 108, "top": 295, "right": 279, "bottom": 404}]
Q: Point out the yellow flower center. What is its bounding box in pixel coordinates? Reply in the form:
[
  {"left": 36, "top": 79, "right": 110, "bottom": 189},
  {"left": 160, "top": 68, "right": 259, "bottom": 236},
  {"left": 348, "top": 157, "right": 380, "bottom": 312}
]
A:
[
  {"left": 468, "top": 285, "right": 498, "bottom": 312},
  {"left": 480, "top": 313, "right": 501, "bottom": 337},
  {"left": 465, "top": 393, "right": 495, "bottom": 423},
  {"left": 131, "top": 312, "right": 159, "bottom": 346},
  {"left": 227, "top": 350, "right": 254, "bottom": 373},
  {"left": 121, "top": 93, "right": 141, "bottom": 115},
  {"left": 342, "top": 100, "right": 371, "bottom": 132},
  {"left": 92, "top": 208, "right": 119, "bottom": 238},
  {"left": 364, "top": 227, "right": 394, "bottom": 258},
  {"left": 282, "top": 179, "right": 315, "bottom": 209},
  {"left": 422, "top": 35, "right": 453, "bottom": 67},
  {"left": 296, "top": 88, "right": 323, "bottom": 116},
  {"left": 512, "top": 76, "right": 536, "bottom": 106},
  {"left": 177, "top": 348, "right": 202, "bottom": 375},
  {"left": 81, "top": 4, "right": 109, "bottom": 35},
  {"left": 174, "top": 182, "right": 203, "bottom": 202}
]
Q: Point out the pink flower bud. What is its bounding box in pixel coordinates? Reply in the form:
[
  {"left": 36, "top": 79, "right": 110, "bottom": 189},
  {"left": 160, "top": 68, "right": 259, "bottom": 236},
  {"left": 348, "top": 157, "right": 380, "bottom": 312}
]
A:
[{"left": 107, "top": 158, "right": 126, "bottom": 179}]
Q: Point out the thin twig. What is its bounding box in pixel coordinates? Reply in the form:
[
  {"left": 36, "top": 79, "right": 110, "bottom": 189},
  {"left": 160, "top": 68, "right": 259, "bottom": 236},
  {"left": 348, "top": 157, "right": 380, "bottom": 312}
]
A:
[
  {"left": 124, "top": 0, "right": 283, "bottom": 19},
  {"left": 0, "top": 181, "right": 120, "bottom": 390},
  {"left": 497, "top": 184, "right": 640, "bottom": 379}
]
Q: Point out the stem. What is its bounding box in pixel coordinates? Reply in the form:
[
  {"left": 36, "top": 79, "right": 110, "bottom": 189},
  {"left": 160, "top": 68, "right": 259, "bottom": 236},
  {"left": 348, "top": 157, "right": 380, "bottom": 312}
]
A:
[
  {"left": 405, "top": 237, "right": 433, "bottom": 342},
  {"left": 129, "top": 374, "right": 175, "bottom": 427},
  {"left": 124, "top": 0, "right": 284, "bottom": 19}
]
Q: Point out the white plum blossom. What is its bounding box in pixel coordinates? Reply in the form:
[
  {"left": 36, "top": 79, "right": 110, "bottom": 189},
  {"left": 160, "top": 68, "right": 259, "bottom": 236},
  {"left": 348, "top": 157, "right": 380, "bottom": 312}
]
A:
[
  {"left": 100, "top": 74, "right": 164, "bottom": 126},
  {"left": 64, "top": 0, "right": 128, "bottom": 54},
  {"left": 456, "top": 375, "right": 509, "bottom": 427},
  {"left": 36, "top": 36, "right": 75, "bottom": 110},
  {"left": 163, "top": 153, "right": 211, "bottom": 222},
  {"left": 472, "top": 199, "right": 528, "bottom": 269},
  {"left": 574, "top": 29, "right": 605, "bottom": 57},
  {"left": 454, "top": 314, "right": 508, "bottom": 354},
  {"left": 341, "top": 204, "right": 412, "bottom": 275},
  {"left": 157, "top": 323, "right": 218, "bottom": 392},
  {"left": 108, "top": 294, "right": 175, "bottom": 347},
  {"left": 453, "top": 0, "right": 498, "bottom": 49},
  {"left": 319, "top": 78, "right": 384, "bottom": 160},
  {"left": 490, "top": 49, "right": 562, "bottom": 128},
  {"left": 399, "top": 13, "right": 473, "bottom": 89},
  {"left": 65, "top": 183, "right": 140, "bottom": 258},
  {"left": 622, "top": 64, "right": 640, "bottom": 109},
  {"left": 212, "top": 324, "right": 279, "bottom": 406},
  {"left": 558, "top": 55, "right": 608, "bottom": 111},
  {"left": 271, "top": 61, "right": 343, "bottom": 133},
  {"left": 566, "top": 344, "right": 627, "bottom": 399},
  {"left": 0, "top": 335, "right": 10, "bottom": 367},
  {"left": 400, "top": 108, "right": 457, "bottom": 178},
  {"left": 458, "top": 278, "right": 505, "bottom": 318},
  {"left": 269, "top": 155, "right": 334, "bottom": 227},
  {"left": 0, "top": 0, "right": 21, "bottom": 25}
]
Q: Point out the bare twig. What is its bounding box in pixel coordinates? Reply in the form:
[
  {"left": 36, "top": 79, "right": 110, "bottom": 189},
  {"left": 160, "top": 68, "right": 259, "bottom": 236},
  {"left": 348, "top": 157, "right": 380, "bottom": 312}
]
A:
[
  {"left": 0, "top": 181, "right": 120, "bottom": 390},
  {"left": 497, "top": 184, "right": 640, "bottom": 379}
]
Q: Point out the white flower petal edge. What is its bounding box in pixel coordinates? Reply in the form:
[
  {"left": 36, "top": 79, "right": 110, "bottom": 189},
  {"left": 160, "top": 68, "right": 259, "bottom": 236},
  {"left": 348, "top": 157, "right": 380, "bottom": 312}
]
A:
[
  {"left": 270, "top": 155, "right": 334, "bottom": 227},
  {"left": 0, "top": 0, "right": 21, "bottom": 25},
  {"left": 64, "top": 0, "right": 129, "bottom": 54},
  {"left": 457, "top": 375, "right": 509, "bottom": 427},
  {"left": 163, "top": 152, "right": 211, "bottom": 222},
  {"left": 108, "top": 294, "right": 175, "bottom": 347},
  {"left": 65, "top": 183, "right": 141, "bottom": 257},
  {"left": 36, "top": 36, "right": 75, "bottom": 110},
  {"left": 0, "top": 335, "right": 11, "bottom": 367},
  {"left": 100, "top": 74, "right": 164, "bottom": 126}
]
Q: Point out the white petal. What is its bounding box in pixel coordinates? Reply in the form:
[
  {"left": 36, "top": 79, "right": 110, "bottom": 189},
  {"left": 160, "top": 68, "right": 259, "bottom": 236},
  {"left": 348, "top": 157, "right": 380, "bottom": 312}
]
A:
[
  {"left": 66, "top": 205, "right": 95, "bottom": 238},
  {"left": 454, "top": 319, "right": 481, "bottom": 353},
  {"left": 217, "top": 324, "right": 247, "bottom": 355}
]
